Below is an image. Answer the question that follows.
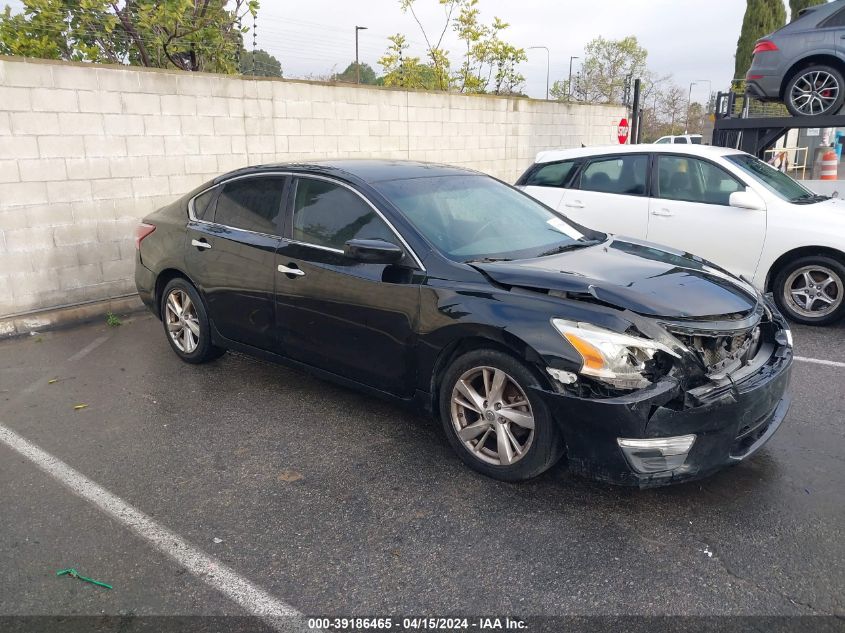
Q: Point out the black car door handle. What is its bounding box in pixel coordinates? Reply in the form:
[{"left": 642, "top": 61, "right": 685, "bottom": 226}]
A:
[
  {"left": 277, "top": 263, "right": 305, "bottom": 277},
  {"left": 191, "top": 239, "right": 211, "bottom": 250}
]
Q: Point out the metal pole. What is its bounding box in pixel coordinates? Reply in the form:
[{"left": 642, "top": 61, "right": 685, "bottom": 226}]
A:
[
  {"left": 527, "top": 46, "right": 550, "bottom": 100},
  {"left": 568, "top": 56, "right": 579, "bottom": 99},
  {"left": 686, "top": 81, "right": 697, "bottom": 134},
  {"left": 355, "top": 26, "right": 368, "bottom": 84},
  {"left": 631, "top": 78, "right": 641, "bottom": 144}
]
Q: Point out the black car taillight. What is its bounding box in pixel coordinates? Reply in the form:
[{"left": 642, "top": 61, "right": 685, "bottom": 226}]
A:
[{"left": 135, "top": 223, "right": 155, "bottom": 250}]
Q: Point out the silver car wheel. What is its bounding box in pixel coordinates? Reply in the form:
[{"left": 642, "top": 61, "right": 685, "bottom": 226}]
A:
[
  {"left": 784, "top": 265, "right": 843, "bottom": 319},
  {"left": 790, "top": 71, "right": 840, "bottom": 116},
  {"left": 164, "top": 288, "right": 200, "bottom": 353},
  {"left": 450, "top": 366, "right": 535, "bottom": 466}
]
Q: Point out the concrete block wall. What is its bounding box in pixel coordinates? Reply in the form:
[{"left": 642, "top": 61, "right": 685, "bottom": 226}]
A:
[{"left": 0, "top": 56, "right": 626, "bottom": 317}]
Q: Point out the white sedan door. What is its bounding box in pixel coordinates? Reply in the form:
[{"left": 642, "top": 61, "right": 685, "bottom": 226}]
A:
[
  {"left": 646, "top": 154, "right": 766, "bottom": 279},
  {"left": 562, "top": 153, "right": 651, "bottom": 238}
]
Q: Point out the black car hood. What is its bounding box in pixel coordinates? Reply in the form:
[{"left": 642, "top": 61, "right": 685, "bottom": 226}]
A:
[{"left": 473, "top": 238, "right": 759, "bottom": 319}]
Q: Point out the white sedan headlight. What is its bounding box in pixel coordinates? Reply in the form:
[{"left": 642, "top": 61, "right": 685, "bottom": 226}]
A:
[{"left": 551, "top": 319, "right": 680, "bottom": 390}]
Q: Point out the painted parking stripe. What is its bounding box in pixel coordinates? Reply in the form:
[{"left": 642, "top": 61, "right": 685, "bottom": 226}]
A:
[
  {"left": 0, "top": 424, "right": 308, "bottom": 632},
  {"left": 66, "top": 334, "right": 111, "bottom": 362},
  {"left": 794, "top": 356, "right": 845, "bottom": 369}
]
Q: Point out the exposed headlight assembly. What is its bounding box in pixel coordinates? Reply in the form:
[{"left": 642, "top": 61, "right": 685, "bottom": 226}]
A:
[{"left": 552, "top": 319, "right": 680, "bottom": 390}]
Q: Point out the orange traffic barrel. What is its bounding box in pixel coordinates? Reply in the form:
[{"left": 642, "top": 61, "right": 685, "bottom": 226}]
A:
[{"left": 820, "top": 149, "right": 838, "bottom": 180}]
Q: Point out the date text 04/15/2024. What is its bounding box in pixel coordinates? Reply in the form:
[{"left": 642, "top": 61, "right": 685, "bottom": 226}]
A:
[{"left": 306, "top": 617, "right": 527, "bottom": 630}]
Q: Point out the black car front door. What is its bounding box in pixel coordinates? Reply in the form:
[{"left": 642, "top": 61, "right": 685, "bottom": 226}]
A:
[
  {"left": 274, "top": 176, "right": 423, "bottom": 396},
  {"left": 185, "top": 175, "right": 287, "bottom": 351}
]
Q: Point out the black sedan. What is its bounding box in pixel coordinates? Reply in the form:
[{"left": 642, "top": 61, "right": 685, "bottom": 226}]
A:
[{"left": 135, "top": 160, "right": 793, "bottom": 486}]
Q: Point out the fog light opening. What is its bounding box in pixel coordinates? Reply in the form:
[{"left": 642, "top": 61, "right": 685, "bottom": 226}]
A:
[{"left": 617, "top": 435, "right": 696, "bottom": 474}]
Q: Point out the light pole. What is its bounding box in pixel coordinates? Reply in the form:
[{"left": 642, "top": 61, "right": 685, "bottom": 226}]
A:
[
  {"left": 568, "top": 56, "right": 580, "bottom": 100},
  {"left": 355, "top": 25, "right": 368, "bottom": 84},
  {"left": 527, "top": 46, "right": 550, "bottom": 100},
  {"left": 686, "top": 79, "right": 711, "bottom": 133}
]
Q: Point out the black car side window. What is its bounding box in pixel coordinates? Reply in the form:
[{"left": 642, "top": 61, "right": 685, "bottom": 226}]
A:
[
  {"left": 292, "top": 178, "right": 396, "bottom": 251},
  {"left": 580, "top": 155, "right": 648, "bottom": 196},
  {"left": 214, "top": 177, "right": 285, "bottom": 235},
  {"left": 192, "top": 188, "right": 217, "bottom": 221},
  {"left": 523, "top": 160, "right": 576, "bottom": 188}
]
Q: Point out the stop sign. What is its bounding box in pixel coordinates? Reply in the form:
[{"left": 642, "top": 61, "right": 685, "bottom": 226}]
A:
[{"left": 618, "top": 118, "right": 629, "bottom": 144}]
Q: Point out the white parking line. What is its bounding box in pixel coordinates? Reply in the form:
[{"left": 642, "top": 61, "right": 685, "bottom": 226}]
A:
[
  {"left": 794, "top": 356, "right": 845, "bottom": 369},
  {"left": 66, "top": 334, "right": 111, "bottom": 362},
  {"left": 0, "top": 424, "right": 306, "bottom": 631}
]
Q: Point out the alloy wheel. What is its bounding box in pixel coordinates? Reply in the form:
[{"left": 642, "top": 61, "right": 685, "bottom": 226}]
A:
[
  {"left": 164, "top": 288, "right": 200, "bottom": 353},
  {"left": 450, "top": 366, "right": 535, "bottom": 466},
  {"left": 790, "top": 71, "right": 840, "bottom": 116},
  {"left": 784, "top": 265, "right": 843, "bottom": 319}
]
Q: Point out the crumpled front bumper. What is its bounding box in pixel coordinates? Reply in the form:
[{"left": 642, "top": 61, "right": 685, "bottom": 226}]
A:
[{"left": 532, "top": 345, "right": 793, "bottom": 487}]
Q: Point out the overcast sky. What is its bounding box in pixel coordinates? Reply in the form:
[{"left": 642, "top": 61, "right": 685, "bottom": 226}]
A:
[{"left": 6, "top": 0, "right": 761, "bottom": 102}]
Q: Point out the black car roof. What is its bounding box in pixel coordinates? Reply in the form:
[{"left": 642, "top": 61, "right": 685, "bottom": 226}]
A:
[{"left": 212, "top": 159, "right": 482, "bottom": 185}]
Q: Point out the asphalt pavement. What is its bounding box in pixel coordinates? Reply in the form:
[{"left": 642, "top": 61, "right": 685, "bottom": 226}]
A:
[{"left": 0, "top": 311, "right": 843, "bottom": 629}]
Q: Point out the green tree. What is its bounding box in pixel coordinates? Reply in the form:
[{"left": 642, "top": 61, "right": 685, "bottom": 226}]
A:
[
  {"left": 240, "top": 48, "right": 282, "bottom": 77},
  {"left": 378, "top": 33, "right": 439, "bottom": 89},
  {"left": 789, "top": 0, "right": 827, "bottom": 20},
  {"left": 333, "top": 62, "right": 378, "bottom": 84},
  {"left": 551, "top": 36, "right": 648, "bottom": 104},
  {"left": 0, "top": 0, "right": 257, "bottom": 73},
  {"left": 734, "top": 0, "right": 786, "bottom": 80}
]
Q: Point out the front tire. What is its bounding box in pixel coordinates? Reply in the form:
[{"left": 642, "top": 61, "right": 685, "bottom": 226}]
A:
[
  {"left": 160, "top": 278, "right": 225, "bottom": 363},
  {"left": 784, "top": 65, "right": 845, "bottom": 117},
  {"left": 773, "top": 256, "right": 845, "bottom": 326},
  {"left": 439, "top": 349, "right": 564, "bottom": 482}
]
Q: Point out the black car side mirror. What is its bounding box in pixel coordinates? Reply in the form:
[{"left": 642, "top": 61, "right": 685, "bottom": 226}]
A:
[{"left": 344, "top": 239, "right": 405, "bottom": 264}]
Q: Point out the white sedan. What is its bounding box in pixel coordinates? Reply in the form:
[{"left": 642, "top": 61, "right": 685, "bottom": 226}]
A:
[{"left": 516, "top": 144, "right": 845, "bottom": 325}]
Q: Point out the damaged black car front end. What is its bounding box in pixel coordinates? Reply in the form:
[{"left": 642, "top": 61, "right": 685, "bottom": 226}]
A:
[{"left": 471, "top": 240, "right": 793, "bottom": 487}]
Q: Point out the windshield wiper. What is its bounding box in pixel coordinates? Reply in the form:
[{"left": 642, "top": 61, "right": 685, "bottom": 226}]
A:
[
  {"left": 792, "top": 193, "right": 830, "bottom": 204},
  {"left": 536, "top": 238, "right": 602, "bottom": 258},
  {"left": 464, "top": 256, "right": 513, "bottom": 264}
]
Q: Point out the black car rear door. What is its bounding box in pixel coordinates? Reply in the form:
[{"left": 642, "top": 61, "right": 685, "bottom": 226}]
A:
[
  {"left": 185, "top": 175, "right": 287, "bottom": 352},
  {"left": 274, "top": 175, "right": 423, "bottom": 396}
]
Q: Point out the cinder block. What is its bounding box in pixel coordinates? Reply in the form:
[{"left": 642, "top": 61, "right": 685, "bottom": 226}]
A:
[
  {"left": 59, "top": 263, "right": 102, "bottom": 290},
  {"left": 197, "top": 97, "right": 229, "bottom": 117},
  {"left": 0, "top": 181, "right": 49, "bottom": 206},
  {"left": 0, "top": 250, "right": 34, "bottom": 274},
  {"left": 30, "top": 88, "right": 78, "bottom": 112},
  {"left": 246, "top": 135, "right": 275, "bottom": 155},
  {"left": 4, "top": 225, "right": 54, "bottom": 251},
  {"left": 10, "top": 111, "right": 60, "bottom": 135},
  {"left": 161, "top": 95, "right": 197, "bottom": 116},
  {"left": 314, "top": 136, "right": 338, "bottom": 153},
  {"left": 38, "top": 135, "right": 85, "bottom": 159},
  {"left": 0, "top": 87, "right": 31, "bottom": 111},
  {"left": 168, "top": 174, "right": 204, "bottom": 195},
  {"left": 273, "top": 118, "right": 300, "bottom": 136},
  {"left": 212, "top": 78, "right": 244, "bottom": 99},
  {"left": 52, "top": 65, "right": 99, "bottom": 91},
  {"left": 77, "top": 240, "right": 119, "bottom": 265},
  {"left": 1, "top": 60, "right": 53, "bottom": 88},
  {"left": 131, "top": 176, "right": 170, "bottom": 198},
  {"left": 312, "top": 102, "right": 336, "bottom": 119},
  {"left": 36, "top": 244, "right": 79, "bottom": 270},
  {"left": 19, "top": 158, "right": 67, "bottom": 182},
  {"left": 58, "top": 112, "right": 104, "bottom": 136},
  {"left": 0, "top": 112, "right": 8, "bottom": 135},
  {"left": 0, "top": 160, "right": 20, "bottom": 183},
  {"left": 66, "top": 157, "right": 111, "bottom": 180},
  {"left": 71, "top": 199, "right": 117, "bottom": 222},
  {"left": 78, "top": 91, "right": 122, "bottom": 114},
  {"left": 244, "top": 117, "right": 273, "bottom": 136},
  {"left": 102, "top": 114, "right": 144, "bottom": 136},
  {"left": 0, "top": 208, "right": 28, "bottom": 231},
  {"left": 212, "top": 117, "right": 245, "bottom": 136},
  {"left": 97, "top": 68, "right": 140, "bottom": 92},
  {"left": 227, "top": 98, "right": 245, "bottom": 118},
  {"left": 180, "top": 115, "right": 215, "bottom": 136},
  {"left": 84, "top": 136, "right": 127, "bottom": 157},
  {"left": 165, "top": 136, "right": 200, "bottom": 156},
  {"left": 47, "top": 180, "right": 91, "bottom": 203},
  {"left": 127, "top": 136, "right": 165, "bottom": 157},
  {"left": 143, "top": 115, "right": 180, "bottom": 135},
  {"left": 96, "top": 218, "right": 136, "bottom": 242},
  {"left": 288, "top": 136, "right": 314, "bottom": 153},
  {"left": 199, "top": 136, "right": 231, "bottom": 155},
  {"left": 91, "top": 178, "right": 132, "bottom": 200},
  {"left": 101, "top": 257, "right": 135, "bottom": 282},
  {"left": 286, "top": 101, "right": 312, "bottom": 119},
  {"left": 176, "top": 74, "right": 215, "bottom": 97},
  {"left": 149, "top": 155, "right": 185, "bottom": 176},
  {"left": 109, "top": 156, "right": 150, "bottom": 178},
  {"left": 122, "top": 92, "right": 161, "bottom": 115},
  {"left": 138, "top": 71, "right": 178, "bottom": 95},
  {"left": 184, "top": 155, "right": 218, "bottom": 175}
]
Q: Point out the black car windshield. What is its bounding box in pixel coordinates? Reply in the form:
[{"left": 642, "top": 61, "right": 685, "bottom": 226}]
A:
[
  {"left": 726, "top": 154, "right": 822, "bottom": 203},
  {"left": 374, "top": 175, "right": 598, "bottom": 262}
]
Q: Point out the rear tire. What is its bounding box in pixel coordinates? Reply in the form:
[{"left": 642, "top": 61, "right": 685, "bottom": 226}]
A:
[
  {"left": 439, "top": 349, "right": 564, "bottom": 482},
  {"left": 160, "top": 278, "right": 226, "bottom": 363},
  {"left": 772, "top": 255, "right": 845, "bottom": 326},
  {"left": 784, "top": 65, "right": 845, "bottom": 117}
]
